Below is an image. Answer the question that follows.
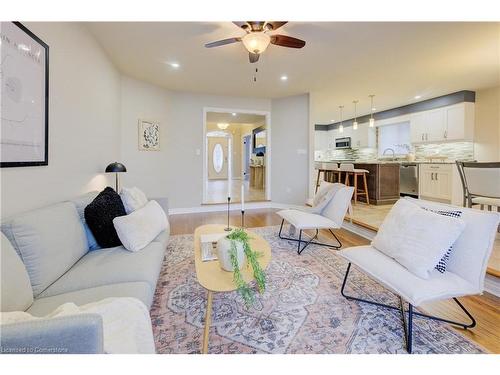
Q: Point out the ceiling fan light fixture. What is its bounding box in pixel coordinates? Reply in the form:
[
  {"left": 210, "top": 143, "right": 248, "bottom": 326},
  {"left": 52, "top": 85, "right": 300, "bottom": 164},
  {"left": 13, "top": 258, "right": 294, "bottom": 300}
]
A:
[{"left": 242, "top": 32, "right": 271, "bottom": 54}]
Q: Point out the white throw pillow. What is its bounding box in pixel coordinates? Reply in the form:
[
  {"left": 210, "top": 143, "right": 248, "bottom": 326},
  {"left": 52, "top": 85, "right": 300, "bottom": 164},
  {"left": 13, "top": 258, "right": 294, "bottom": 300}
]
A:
[
  {"left": 120, "top": 187, "right": 148, "bottom": 214},
  {"left": 113, "top": 200, "right": 167, "bottom": 252},
  {"left": 310, "top": 182, "right": 343, "bottom": 214},
  {"left": 371, "top": 199, "right": 466, "bottom": 279}
]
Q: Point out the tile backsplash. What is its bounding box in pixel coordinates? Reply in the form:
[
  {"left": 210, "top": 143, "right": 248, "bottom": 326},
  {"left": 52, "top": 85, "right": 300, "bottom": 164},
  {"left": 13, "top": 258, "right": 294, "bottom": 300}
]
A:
[
  {"left": 413, "top": 142, "right": 474, "bottom": 161},
  {"left": 315, "top": 141, "right": 474, "bottom": 161}
]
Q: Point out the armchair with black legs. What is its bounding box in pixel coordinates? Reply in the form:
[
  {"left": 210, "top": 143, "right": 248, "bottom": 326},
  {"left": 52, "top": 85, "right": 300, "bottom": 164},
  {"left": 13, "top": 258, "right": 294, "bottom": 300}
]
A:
[{"left": 276, "top": 182, "right": 354, "bottom": 255}]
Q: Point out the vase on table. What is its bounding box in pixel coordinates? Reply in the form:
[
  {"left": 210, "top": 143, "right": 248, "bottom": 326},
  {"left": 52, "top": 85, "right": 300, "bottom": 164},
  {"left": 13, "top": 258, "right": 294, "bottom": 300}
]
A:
[{"left": 217, "top": 237, "right": 245, "bottom": 272}]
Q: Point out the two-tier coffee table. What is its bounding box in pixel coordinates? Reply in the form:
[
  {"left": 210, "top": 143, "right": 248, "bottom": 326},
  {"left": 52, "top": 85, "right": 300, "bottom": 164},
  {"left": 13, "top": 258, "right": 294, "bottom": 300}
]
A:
[{"left": 194, "top": 224, "right": 272, "bottom": 354}]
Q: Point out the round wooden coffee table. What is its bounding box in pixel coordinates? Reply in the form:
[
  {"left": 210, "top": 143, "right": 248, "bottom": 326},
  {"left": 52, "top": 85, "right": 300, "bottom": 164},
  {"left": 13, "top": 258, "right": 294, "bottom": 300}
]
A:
[{"left": 194, "top": 224, "right": 271, "bottom": 354}]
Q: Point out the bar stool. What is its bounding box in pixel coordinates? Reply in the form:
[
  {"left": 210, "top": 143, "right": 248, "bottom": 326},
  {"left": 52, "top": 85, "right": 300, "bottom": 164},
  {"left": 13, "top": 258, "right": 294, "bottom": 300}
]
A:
[
  {"left": 315, "top": 163, "right": 339, "bottom": 193},
  {"left": 339, "top": 163, "right": 370, "bottom": 205}
]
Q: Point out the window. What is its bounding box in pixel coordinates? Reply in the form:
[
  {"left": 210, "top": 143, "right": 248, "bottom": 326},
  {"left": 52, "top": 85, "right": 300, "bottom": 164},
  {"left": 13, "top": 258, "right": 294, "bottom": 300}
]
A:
[{"left": 213, "top": 143, "right": 224, "bottom": 173}]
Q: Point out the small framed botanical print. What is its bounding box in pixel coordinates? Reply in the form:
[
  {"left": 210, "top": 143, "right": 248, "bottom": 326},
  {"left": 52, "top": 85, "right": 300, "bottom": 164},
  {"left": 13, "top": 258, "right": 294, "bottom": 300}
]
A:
[{"left": 138, "top": 119, "right": 160, "bottom": 151}]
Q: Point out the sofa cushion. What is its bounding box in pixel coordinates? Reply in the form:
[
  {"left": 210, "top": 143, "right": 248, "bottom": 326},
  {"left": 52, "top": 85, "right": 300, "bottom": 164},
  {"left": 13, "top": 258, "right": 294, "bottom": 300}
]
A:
[
  {"left": 113, "top": 200, "right": 168, "bottom": 252},
  {"left": 84, "top": 187, "right": 126, "bottom": 248},
  {"left": 38, "top": 239, "right": 166, "bottom": 298},
  {"left": 340, "top": 245, "right": 478, "bottom": 306},
  {"left": 1, "top": 233, "right": 34, "bottom": 312},
  {"left": 1, "top": 202, "right": 88, "bottom": 297},
  {"left": 371, "top": 199, "right": 466, "bottom": 279},
  {"left": 27, "top": 282, "right": 154, "bottom": 317},
  {"left": 70, "top": 191, "right": 100, "bottom": 251},
  {"left": 120, "top": 187, "right": 148, "bottom": 214}
]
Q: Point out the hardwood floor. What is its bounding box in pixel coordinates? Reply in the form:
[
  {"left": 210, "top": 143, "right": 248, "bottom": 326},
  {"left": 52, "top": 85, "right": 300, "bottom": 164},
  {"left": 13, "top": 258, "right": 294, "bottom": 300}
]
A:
[{"left": 169, "top": 208, "right": 500, "bottom": 353}]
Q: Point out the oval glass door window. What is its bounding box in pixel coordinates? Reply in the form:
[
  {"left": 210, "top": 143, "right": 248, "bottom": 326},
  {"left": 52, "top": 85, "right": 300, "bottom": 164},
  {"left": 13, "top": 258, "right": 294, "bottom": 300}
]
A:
[{"left": 213, "top": 143, "right": 224, "bottom": 173}]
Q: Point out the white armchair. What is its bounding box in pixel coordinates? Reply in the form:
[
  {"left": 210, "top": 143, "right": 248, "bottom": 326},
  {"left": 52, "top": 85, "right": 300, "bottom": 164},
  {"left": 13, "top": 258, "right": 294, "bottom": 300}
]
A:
[
  {"left": 277, "top": 183, "right": 354, "bottom": 254},
  {"left": 339, "top": 197, "right": 500, "bottom": 353}
]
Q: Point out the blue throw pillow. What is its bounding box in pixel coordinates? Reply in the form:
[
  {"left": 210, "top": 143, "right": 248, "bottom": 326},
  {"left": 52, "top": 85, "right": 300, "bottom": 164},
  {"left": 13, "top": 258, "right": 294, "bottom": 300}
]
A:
[
  {"left": 84, "top": 222, "right": 101, "bottom": 251},
  {"left": 423, "top": 208, "right": 463, "bottom": 273}
]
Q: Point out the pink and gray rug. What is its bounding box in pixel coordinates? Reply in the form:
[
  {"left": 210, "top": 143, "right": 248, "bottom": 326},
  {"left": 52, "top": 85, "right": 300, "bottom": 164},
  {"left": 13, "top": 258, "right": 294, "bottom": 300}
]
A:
[{"left": 150, "top": 226, "right": 485, "bottom": 354}]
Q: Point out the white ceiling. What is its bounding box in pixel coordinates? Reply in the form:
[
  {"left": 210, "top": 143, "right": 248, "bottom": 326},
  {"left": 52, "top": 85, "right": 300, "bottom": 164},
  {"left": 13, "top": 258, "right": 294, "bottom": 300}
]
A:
[{"left": 86, "top": 22, "right": 500, "bottom": 119}]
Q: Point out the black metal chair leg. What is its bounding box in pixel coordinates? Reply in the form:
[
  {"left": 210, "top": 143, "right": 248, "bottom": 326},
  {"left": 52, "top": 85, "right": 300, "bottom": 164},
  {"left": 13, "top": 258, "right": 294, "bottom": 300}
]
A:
[
  {"left": 407, "top": 304, "right": 413, "bottom": 354},
  {"left": 341, "top": 263, "right": 476, "bottom": 354},
  {"left": 297, "top": 230, "right": 303, "bottom": 254},
  {"left": 277, "top": 220, "right": 342, "bottom": 254}
]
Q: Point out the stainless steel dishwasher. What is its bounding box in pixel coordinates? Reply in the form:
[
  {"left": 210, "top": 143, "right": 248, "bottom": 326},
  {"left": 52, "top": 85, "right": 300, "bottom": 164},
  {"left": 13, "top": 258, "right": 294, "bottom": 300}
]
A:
[{"left": 400, "top": 163, "right": 419, "bottom": 197}]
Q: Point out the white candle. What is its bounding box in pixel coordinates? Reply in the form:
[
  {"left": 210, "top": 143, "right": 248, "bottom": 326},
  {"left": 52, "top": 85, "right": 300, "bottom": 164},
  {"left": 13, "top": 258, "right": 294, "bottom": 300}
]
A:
[
  {"left": 227, "top": 181, "right": 231, "bottom": 199},
  {"left": 241, "top": 184, "right": 245, "bottom": 211}
]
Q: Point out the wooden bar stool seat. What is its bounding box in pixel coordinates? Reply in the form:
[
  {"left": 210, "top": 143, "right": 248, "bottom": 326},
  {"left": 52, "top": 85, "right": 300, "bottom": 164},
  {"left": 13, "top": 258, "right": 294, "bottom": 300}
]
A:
[{"left": 339, "top": 163, "right": 370, "bottom": 205}]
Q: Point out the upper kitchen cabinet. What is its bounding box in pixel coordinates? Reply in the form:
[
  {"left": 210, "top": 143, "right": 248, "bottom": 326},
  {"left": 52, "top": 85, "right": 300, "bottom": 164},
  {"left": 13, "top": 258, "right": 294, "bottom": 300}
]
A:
[
  {"left": 410, "top": 102, "right": 474, "bottom": 144},
  {"left": 351, "top": 122, "right": 376, "bottom": 149}
]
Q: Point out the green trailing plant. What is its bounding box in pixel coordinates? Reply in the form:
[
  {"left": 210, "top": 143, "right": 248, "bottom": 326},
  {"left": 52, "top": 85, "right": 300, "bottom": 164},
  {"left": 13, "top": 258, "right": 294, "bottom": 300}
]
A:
[{"left": 226, "top": 228, "right": 266, "bottom": 307}]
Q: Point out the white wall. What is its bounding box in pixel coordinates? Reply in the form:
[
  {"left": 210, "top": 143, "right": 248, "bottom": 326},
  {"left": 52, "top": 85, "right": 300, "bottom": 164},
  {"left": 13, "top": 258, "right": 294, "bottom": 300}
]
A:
[
  {"left": 474, "top": 86, "right": 500, "bottom": 161},
  {"left": 1, "top": 22, "right": 120, "bottom": 217},
  {"left": 271, "top": 94, "right": 310, "bottom": 205},
  {"left": 119, "top": 76, "right": 271, "bottom": 208}
]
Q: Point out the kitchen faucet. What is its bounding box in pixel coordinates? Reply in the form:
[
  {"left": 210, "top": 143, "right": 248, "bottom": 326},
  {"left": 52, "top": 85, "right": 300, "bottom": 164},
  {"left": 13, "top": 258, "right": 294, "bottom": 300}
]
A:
[{"left": 382, "top": 148, "right": 396, "bottom": 161}]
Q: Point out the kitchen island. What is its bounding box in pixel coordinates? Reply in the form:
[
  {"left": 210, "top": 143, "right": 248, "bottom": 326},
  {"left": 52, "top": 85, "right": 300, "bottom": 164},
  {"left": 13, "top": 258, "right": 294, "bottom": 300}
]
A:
[{"left": 315, "top": 161, "right": 400, "bottom": 205}]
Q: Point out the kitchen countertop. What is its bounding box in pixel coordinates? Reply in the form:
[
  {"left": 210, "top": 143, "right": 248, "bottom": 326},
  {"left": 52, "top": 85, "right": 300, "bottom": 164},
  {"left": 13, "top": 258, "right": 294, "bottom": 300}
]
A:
[{"left": 315, "top": 160, "right": 458, "bottom": 165}]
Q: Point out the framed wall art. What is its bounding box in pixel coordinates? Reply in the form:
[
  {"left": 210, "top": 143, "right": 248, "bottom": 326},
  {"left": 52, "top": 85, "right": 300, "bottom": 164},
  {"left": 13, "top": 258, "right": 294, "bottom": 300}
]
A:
[
  {"left": 1, "top": 22, "right": 49, "bottom": 167},
  {"left": 138, "top": 119, "right": 160, "bottom": 151}
]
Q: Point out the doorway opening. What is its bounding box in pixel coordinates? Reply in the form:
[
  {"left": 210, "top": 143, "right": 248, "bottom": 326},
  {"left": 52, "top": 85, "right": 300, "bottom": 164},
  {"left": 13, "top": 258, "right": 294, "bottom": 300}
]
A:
[{"left": 203, "top": 109, "right": 270, "bottom": 204}]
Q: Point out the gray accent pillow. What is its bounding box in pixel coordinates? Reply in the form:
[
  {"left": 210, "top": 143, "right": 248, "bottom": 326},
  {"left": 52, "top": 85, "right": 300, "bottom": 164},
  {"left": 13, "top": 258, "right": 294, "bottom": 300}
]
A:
[
  {"left": 1, "top": 202, "right": 88, "bottom": 296},
  {"left": 1, "top": 232, "right": 34, "bottom": 312}
]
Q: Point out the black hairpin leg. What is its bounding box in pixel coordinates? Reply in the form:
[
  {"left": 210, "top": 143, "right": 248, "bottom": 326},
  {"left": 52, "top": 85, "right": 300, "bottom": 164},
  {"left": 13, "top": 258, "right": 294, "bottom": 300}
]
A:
[
  {"left": 341, "top": 263, "right": 476, "bottom": 353},
  {"left": 277, "top": 219, "right": 342, "bottom": 255}
]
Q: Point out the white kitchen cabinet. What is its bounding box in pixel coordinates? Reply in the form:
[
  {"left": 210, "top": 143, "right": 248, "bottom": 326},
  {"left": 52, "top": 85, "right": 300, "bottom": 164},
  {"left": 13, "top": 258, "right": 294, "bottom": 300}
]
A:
[
  {"left": 410, "top": 102, "right": 474, "bottom": 144},
  {"left": 410, "top": 109, "right": 446, "bottom": 143},
  {"left": 419, "top": 164, "right": 453, "bottom": 202},
  {"left": 444, "top": 103, "right": 474, "bottom": 141},
  {"left": 351, "top": 122, "right": 376, "bottom": 149},
  {"left": 314, "top": 130, "right": 329, "bottom": 151}
]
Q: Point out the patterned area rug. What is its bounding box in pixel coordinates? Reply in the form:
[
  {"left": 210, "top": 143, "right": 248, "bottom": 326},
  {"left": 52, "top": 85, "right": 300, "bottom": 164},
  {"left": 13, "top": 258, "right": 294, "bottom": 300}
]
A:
[{"left": 150, "top": 226, "right": 485, "bottom": 354}]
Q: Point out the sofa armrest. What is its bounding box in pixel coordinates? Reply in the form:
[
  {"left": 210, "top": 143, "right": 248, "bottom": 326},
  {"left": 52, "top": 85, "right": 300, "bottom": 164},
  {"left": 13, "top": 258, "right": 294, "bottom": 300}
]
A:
[
  {"left": 0, "top": 313, "right": 104, "bottom": 354},
  {"left": 150, "top": 197, "right": 169, "bottom": 218}
]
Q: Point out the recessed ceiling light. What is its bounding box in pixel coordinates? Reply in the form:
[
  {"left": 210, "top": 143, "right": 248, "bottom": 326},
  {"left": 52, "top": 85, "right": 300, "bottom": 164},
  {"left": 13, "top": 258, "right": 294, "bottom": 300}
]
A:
[
  {"left": 231, "top": 113, "right": 237, "bottom": 116},
  {"left": 372, "top": 107, "right": 377, "bottom": 111},
  {"left": 330, "top": 119, "right": 335, "bottom": 122},
  {"left": 168, "top": 62, "right": 180, "bottom": 69},
  {"left": 414, "top": 95, "right": 421, "bottom": 99},
  {"left": 280, "top": 75, "right": 288, "bottom": 81}
]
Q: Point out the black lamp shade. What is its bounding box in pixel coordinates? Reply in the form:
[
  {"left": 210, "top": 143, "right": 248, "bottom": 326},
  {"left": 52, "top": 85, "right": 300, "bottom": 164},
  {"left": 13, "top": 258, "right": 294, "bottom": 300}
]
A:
[{"left": 105, "top": 162, "right": 127, "bottom": 173}]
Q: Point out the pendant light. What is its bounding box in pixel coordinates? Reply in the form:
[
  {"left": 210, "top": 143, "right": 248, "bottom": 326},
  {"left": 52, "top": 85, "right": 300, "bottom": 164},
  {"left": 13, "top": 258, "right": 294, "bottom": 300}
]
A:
[
  {"left": 369, "top": 94, "right": 375, "bottom": 128},
  {"left": 352, "top": 100, "right": 358, "bottom": 130},
  {"left": 338, "top": 105, "right": 344, "bottom": 133}
]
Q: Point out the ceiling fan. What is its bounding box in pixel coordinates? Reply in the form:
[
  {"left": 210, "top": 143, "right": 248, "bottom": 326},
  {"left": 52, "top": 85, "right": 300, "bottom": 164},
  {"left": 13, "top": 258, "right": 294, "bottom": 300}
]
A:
[{"left": 205, "top": 21, "right": 306, "bottom": 63}]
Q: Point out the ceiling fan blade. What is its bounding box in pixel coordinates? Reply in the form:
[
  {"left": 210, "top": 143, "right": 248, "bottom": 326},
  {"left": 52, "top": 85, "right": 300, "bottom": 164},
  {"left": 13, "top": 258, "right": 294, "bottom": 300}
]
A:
[
  {"left": 233, "top": 21, "right": 250, "bottom": 31},
  {"left": 205, "top": 37, "right": 241, "bottom": 48},
  {"left": 264, "top": 21, "right": 288, "bottom": 31},
  {"left": 270, "top": 35, "right": 306, "bottom": 48},
  {"left": 249, "top": 52, "right": 260, "bottom": 63}
]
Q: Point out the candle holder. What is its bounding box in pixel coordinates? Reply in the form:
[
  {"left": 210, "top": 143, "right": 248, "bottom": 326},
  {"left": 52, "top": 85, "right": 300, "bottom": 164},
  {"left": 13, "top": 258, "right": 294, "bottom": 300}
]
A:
[
  {"left": 241, "top": 210, "right": 245, "bottom": 229},
  {"left": 224, "top": 196, "right": 232, "bottom": 232}
]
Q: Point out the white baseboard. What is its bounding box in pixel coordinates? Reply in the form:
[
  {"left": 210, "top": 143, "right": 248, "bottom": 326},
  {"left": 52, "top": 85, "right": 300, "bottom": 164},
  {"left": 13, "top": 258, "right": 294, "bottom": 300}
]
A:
[{"left": 484, "top": 274, "right": 500, "bottom": 297}]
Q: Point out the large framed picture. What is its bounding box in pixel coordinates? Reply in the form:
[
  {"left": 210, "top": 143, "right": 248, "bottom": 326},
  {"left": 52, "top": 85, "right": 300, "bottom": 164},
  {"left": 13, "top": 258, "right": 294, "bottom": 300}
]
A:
[
  {"left": 138, "top": 119, "right": 160, "bottom": 151},
  {"left": 1, "top": 22, "right": 49, "bottom": 168}
]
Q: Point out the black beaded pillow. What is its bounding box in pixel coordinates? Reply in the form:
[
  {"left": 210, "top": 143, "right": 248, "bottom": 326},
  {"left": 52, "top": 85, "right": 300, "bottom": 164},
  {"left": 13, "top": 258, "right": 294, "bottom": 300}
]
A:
[
  {"left": 423, "top": 208, "right": 463, "bottom": 273},
  {"left": 84, "top": 187, "right": 127, "bottom": 248}
]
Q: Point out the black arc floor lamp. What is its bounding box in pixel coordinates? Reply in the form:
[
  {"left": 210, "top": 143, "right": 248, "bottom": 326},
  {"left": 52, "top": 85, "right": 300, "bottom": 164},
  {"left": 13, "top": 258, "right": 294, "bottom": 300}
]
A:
[{"left": 105, "top": 162, "right": 127, "bottom": 192}]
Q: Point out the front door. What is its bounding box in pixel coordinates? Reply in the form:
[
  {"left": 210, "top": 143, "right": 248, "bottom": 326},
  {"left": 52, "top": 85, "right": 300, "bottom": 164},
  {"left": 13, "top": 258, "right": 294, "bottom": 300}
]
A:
[{"left": 208, "top": 137, "right": 229, "bottom": 180}]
